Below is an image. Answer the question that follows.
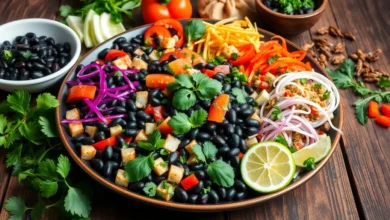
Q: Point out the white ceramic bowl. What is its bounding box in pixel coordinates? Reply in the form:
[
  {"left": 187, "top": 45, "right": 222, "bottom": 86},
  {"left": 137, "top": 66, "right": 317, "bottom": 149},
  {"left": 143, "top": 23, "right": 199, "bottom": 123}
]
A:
[{"left": 0, "top": 18, "right": 81, "bottom": 93}]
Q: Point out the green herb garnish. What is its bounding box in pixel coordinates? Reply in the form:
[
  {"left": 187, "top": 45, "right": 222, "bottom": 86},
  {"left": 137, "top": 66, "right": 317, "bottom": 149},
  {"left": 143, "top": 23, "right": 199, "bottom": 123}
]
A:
[
  {"left": 232, "top": 88, "right": 248, "bottom": 104},
  {"left": 270, "top": 106, "right": 282, "bottom": 120},
  {"left": 143, "top": 182, "right": 157, "bottom": 197},
  {"left": 168, "top": 109, "right": 208, "bottom": 135},
  {"left": 303, "top": 157, "right": 316, "bottom": 170}
]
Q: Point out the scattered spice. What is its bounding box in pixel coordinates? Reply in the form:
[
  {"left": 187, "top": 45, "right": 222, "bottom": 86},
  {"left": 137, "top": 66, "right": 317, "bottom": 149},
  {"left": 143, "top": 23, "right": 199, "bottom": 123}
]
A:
[
  {"left": 348, "top": 53, "right": 359, "bottom": 61},
  {"left": 356, "top": 59, "right": 363, "bottom": 77},
  {"left": 367, "top": 49, "right": 383, "bottom": 63},
  {"left": 333, "top": 42, "right": 345, "bottom": 54},
  {"left": 332, "top": 55, "right": 345, "bottom": 65},
  {"left": 316, "top": 27, "right": 329, "bottom": 35},
  {"left": 343, "top": 32, "right": 356, "bottom": 41},
  {"left": 302, "top": 42, "right": 315, "bottom": 51},
  {"left": 318, "top": 54, "right": 328, "bottom": 68},
  {"left": 329, "top": 26, "right": 344, "bottom": 37}
]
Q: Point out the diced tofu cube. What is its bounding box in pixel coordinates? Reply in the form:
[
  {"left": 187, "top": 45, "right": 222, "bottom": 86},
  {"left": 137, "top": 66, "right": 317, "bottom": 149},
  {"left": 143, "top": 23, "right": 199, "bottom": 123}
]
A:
[
  {"left": 185, "top": 68, "right": 200, "bottom": 75},
  {"left": 121, "top": 148, "right": 136, "bottom": 163},
  {"left": 245, "top": 137, "right": 259, "bottom": 148},
  {"left": 249, "top": 91, "right": 258, "bottom": 99},
  {"left": 153, "top": 157, "right": 169, "bottom": 176},
  {"left": 255, "top": 90, "right": 270, "bottom": 105},
  {"left": 123, "top": 55, "right": 132, "bottom": 68},
  {"left": 69, "top": 122, "right": 84, "bottom": 137},
  {"left": 81, "top": 145, "right": 96, "bottom": 160},
  {"left": 185, "top": 140, "right": 198, "bottom": 154},
  {"left": 133, "top": 48, "right": 145, "bottom": 56},
  {"left": 135, "top": 91, "right": 148, "bottom": 108},
  {"left": 110, "top": 124, "right": 123, "bottom": 137},
  {"left": 66, "top": 108, "right": 80, "bottom": 120},
  {"left": 163, "top": 48, "right": 175, "bottom": 54},
  {"left": 264, "top": 72, "right": 276, "bottom": 84},
  {"left": 131, "top": 57, "right": 148, "bottom": 70},
  {"left": 145, "top": 123, "right": 157, "bottom": 135},
  {"left": 172, "top": 35, "right": 179, "bottom": 42},
  {"left": 85, "top": 126, "right": 97, "bottom": 138},
  {"left": 115, "top": 169, "right": 129, "bottom": 188},
  {"left": 167, "top": 165, "right": 184, "bottom": 184},
  {"left": 186, "top": 154, "right": 198, "bottom": 165},
  {"left": 163, "top": 134, "right": 180, "bottom": 152},
  {"left": 159, "top": 37, "right": 176, "bottom": 49},
  {"left": 135, "top": 129, "right": 148, "bottom": 142},
  {"left": 156, "top": 181, "right": 175, "bottom": 201},
  {"left": 251, "top": 113, "right": 263, "bottom": 124},
  {"left": 148, "top": 49, "right": 160, "bottom": 61},
  {"left": 112, "top": 56, "right": 128, "bottom": 69},
  {"left": 222, "top": 45, "right": 238, "bottom": 58}
]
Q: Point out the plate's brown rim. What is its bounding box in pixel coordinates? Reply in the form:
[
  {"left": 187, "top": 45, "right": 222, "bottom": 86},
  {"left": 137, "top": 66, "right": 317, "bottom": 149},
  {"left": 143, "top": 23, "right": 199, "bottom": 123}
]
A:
[
  {"left": 256, "top": 0, "right": 329, "bottom": 19},
  {"left": 56, "top": 19, "right": 344, "bottom": 212}
]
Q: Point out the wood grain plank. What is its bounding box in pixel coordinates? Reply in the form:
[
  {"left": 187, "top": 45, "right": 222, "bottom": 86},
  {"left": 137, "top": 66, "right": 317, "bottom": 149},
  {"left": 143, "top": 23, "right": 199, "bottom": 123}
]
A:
[{"left": 0, "top": 151, "right": 10, "bottom": 211}]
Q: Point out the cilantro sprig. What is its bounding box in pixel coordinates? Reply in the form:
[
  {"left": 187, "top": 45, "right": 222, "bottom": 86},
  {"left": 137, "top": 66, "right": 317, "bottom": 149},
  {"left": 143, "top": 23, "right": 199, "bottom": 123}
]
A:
[
  {"left": 275, "top": 135, "right": 297, "bottom": 153},
  {"left": 167, "top": 73, "right": 222, "bottom": 110},
  {"left": 303, "top": 157, "right": 316, "bottom": 170},
  {"left": 168, "top": 109, "right": 208, "bottom": 135},
  {"left": 232, "top": 88, "right": 248, "bottom": 104},
  {"left": 191, "top": 142, "right": 235, "bottom": 187},
  {"left": 270, "top": 106, "right": 282, "bottom": 120},
  {"left": 184, "top": 20, "right": 206, "bottom": 49},
  {"left": 1, "top": 91, "right": 91, "bottom": 219},
  {"left": 327, "top": 59, "right": 390, "bottom": 125}
]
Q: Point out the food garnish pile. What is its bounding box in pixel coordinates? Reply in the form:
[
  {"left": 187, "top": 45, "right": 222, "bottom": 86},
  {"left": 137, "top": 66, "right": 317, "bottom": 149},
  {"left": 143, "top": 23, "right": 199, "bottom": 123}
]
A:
[{"left": 61, "top": 18, "right": 341, "bottom": 204}]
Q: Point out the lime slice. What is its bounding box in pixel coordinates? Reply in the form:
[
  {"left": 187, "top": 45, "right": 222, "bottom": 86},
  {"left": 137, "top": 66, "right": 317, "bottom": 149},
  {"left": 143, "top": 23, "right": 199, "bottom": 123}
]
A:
[
  {"left": 66, "top": 15, "right": 84, "bottom": 42},
  {"left": 241, "top": 141, "right": 296, "bottom": 193},
  {"left": 293, "top": 135, "right": 331, "bottom": 167},
  {"left": 92, "top": 14, "right": 105, "bottom": 45},
  {"left": 83, "top": 10, "right": 97, "bottom": 48},
  {"left": 100, "top": 12, "right": 126, "bottom": 40}
]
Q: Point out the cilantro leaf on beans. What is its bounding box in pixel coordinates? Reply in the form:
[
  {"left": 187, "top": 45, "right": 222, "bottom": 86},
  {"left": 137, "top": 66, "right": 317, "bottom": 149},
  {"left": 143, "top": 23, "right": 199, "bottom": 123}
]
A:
[
  {"left": 172, "top": 89, "right": 196, "bottom": 110},
  {"left": 192, "top": 144, "right": 207, "bottom": 163}
]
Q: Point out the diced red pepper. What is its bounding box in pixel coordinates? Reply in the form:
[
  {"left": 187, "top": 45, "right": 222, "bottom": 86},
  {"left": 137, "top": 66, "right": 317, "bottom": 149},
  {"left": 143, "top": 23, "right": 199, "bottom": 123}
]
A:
[
  {"left": 105, "top": 49, "right": 128, "bottom": 61},
  {"left": 181, "top": 174, "right": 199, "bottom": 190},
  {"left": 144, "top": 105, "right": 166, "bottom": 121},
  {"left": 66, "top": 85, "right": 97, "bottom": 103},
  {"left": 258, "top": 81, "right": 270, "bottom": 90},
  {"left": 122, "top": 136, "right": 133, "bottom": 143},
  {"left": 144, "top": 104, "right": 154, "bottom": 114},
  {"left": 202, "top": 68, "right": 217, "bottom": 77},
  {"left": 208, "top": 94, "right": 230, "bottom": 123},
  {"left": 380, "top": 104, "right": 390, "bottom": 117},
  {"left": 238, "top": 152, "right": 244, "bottom": 160},
  {"left": 157, "top": 117, "right": 174, "bottom": 135},
  {"left": 376, "top": 115, "right": 390, "bottom": 127},
  {"left": 92, "top": 136, "right": 117, "bottom": 151}
]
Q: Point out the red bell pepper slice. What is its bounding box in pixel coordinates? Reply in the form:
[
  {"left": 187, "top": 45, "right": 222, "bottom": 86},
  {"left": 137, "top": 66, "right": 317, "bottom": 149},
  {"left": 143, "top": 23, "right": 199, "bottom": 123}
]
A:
[
  {"left": 105, "top": 50, "right": 128, "bottom": 62},
  {"left": 157, "top": 116, "right": 174, "bottom": 135},
  {"left": 376, "top": 115, "right": 390, "bottom": 127},
  {"left": 144, "top": 105, "right": 166, "bottom": 121},
  {"left": 202, "top": 68, "right": 217, "bottom": 77},
  {"left": 181, "top": 174, "right": 199, "bottom": 190},
  {"left": 66, "top": 85, "right": 97, "bottom": 103},
  {"left": 208, "top": 94, "right": 230, "bottom": 123},
  {"left": 368, "top": 101, "right": 380, "bottom": 118},
  {"left": 230, "top": 44, "right": 256, "bottom": 66},
  {"left": 92, "top": 136, "right": 117, "bottom": 151}
]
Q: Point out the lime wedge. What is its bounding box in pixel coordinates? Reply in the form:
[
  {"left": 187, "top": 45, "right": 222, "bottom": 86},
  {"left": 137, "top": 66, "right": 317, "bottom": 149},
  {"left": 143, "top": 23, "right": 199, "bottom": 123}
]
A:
[
  {"left": 83, "top": 10, "right": 97, "bottom": 48},
  {"left": 66, "top": 15, "right": 84, "bottom": 42},
  {"left": 241, "top": 141, "right": 296, "bottom": 193},
  {"left": 293, "top": 135, "right": 331, "bottom": 167},
  {"left": 100, "top": 12, "right": 126, "bottom": 40},
  {"left": 92, "top": 14, "right": 105, "bottom": 45}
]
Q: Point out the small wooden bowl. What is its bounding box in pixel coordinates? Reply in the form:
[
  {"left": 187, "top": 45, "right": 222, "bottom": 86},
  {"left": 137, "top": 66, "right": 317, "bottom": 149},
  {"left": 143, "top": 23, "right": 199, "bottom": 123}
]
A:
[{"left": 255, "top": 0, "right": 328, "bottom": 36}]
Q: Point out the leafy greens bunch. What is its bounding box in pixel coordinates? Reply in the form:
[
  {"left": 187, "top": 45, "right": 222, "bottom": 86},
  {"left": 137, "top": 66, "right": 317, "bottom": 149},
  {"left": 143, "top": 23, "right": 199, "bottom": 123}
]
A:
[
  {"left": 327, "top": 59, "right": 390, "bottom": 125},
  {"left": 60, "top": 0, "right": 141, "bottom": 23},
  {"left": 1, "top": 91, "right": 91, "bottom": 219}
]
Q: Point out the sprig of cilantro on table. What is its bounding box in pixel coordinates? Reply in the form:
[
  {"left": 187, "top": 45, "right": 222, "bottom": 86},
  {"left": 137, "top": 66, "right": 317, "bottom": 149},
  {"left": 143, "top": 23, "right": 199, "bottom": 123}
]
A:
[
  {"left": 327, "top": 59, "right": 390, "bottom": 125},
  {"left": 167, "top": 73, "right": 222, "bottom": 110},
  {"left": 191, "top": 142, "right": 235, "bottom": 187},
  {"left": 1, "top": 91, "right": 91, "bottom": 219}
]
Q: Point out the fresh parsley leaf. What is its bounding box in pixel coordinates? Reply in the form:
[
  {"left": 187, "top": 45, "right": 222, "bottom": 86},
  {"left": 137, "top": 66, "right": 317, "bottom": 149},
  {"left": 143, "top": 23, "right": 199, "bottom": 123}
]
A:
[
  {"left": 18, "top": 122, "right": 42, "bottom": 145},
  {"left": 168, "top": 112, "right": 192, "bottom": 134},
  {"left": 231, "top": 67, "right": 248, "bottom": 83},
  {"left": 208, "top": 56, "right": 225, "bottom": 65},
  {"left": 0, "top": 114, "right": 7, "bottom": 134},
  {"left": 64, "top": 187, "right": 91, "bottom": 218},
  {"left": 339, "top": 59, "right": 356, "bottom": 78},
  {"left": 232, "top": 53, "right": 238, "bottom": 60},
  {"left": 179, "top": 155, "right": 186, "bottom": 164},
  {"left": 303, "top": 157, "right": 316, "bottom": 170},
  {"left": 121, "top": 1, "right": 140, "bottom": 11},
  {"left": 379, "top": 76, "right": 390, "bottom": 88},
  {"left": 39, "top": 116, "right": 58, "bottom": 138},
  {"left": 56, "top": 155, "right": 71, "bottom": 179},
  {"left": 275, "top": 135, "right": 288, "bottom": 147},
  {"left": 203, "top": 141, "right": 218, "bottom": 159},
  {"left": 143, "top": 182, "right": 157, "bottom": 197},
  {"left": 192, "top": 144, "right": 206, "bottom": 163},
  {"left": 137, "top": 142, "right": 155, "bottom": 151},
  {"left": 38, "top": 159, "right": 58, "bottom": 178},
  {"left": 6, "top": 143, "right": 21, "bottom": 168},
  {"left": 300, "top": 78, "right": 307, "bottom": 84},
  {"left": 188, "top": 109, "right": 208, "bottom": 128},
  {"left": 39, "top": 180, "right": 58, "bottom": 198},
  {"left": 160, "top": 148, "right": 169, "bottom": 156},
  {"left": 193, "top": 72, "right": 222, "bottom": 100},
  {"left": 184, "top": 20, "right": 206, "bottom": 43},
  {"left": 148, "top": 130, "right": 162, "bottom": 147},
  {"left": 175, "top": 74, "right": 193, "bottom": 89},
  {"left": 2, "top": 50, "right": 13, "bottom": 61},
  {"left": 271, "top": 106, "right": 282, "bottom": 120},
  {"left": 172, "top": 89, "right": 196, "bottom": 110},
  {"left": 59, "top": 5, "right": 74, "bottom": 17},
  {"left": 202, "top": 186, "right": 211, "bottom": 194},
  {"left": 30, "top": 198, "right": 45, "bottom": 220},
  {"left": 353, "top": 96, "right": 372, "bottom": 125},
  {"left": 125, "top": 155, "right": 154, "bottom": 182},
  {"left": 7, "top": 90, "right": 31, "bottom": 115},
  {"left": 232, "top": 88, "right": 248, "bottom": 104},
  {"left": 207, "top": 160, "right": 235, "bottom": 187},
  {"left": 4, "top": 197, "right": 26, "bottom": 220},
  {"left": 323, "top": 90, "right": 330, "bottom": 99}
]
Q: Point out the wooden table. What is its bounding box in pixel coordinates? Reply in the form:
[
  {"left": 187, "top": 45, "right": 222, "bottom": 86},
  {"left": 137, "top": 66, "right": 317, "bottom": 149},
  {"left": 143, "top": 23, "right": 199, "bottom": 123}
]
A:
[{"left": 0, "top": 0, "right": 389, "bottom": 219}]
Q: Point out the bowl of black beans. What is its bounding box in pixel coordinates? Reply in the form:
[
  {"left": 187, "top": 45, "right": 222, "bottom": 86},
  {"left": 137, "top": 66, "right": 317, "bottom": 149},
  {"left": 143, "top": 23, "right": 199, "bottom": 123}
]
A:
[
  {"left": 0, "top": 18, "right": 81, "bottom": 93},
  {"left": 255, "top": 0, "right": 328, "bottom": 36}
]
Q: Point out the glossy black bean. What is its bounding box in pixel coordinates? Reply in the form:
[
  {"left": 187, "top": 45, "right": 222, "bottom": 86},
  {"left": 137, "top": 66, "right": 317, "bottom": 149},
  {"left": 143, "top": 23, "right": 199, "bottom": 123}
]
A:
[
  {"left": 141, "top": 53, "right": 149, "bottom": 62},
  {"left": 246, "top": 118, "right": 261, "bottom": 128},
  {"left": 113, "top": 107, "right": 127, "bottom": 114},
  {"left": 19, "top": 69, "right": 29, "bottom": 80},
  {"left": 63, "top": 42, "right": 71, "bottom": 52},
  {"left": 127, "top": 111, "right": 136, "bottom": 122},
  {"left": 122, "top": 129, "right": 137, "bottom": 137},
  {"left": 189, "top": 128, "right": 199, "bottom": 140},
  {"left": 42, "top": 67, "right": 52, "bottom": 75},
  {"left": 0, "top": 60, "right": 8, "bottom": 69},
  {"left": 239, "top": 139, "right": 248, "bottom": 153},
  {"left": 45, "top": 56, "right": 55, "bottom": 63},
  {"left": 190, "top": 181, "right": 204, "bottom": 194},
  {"left": 31, "top": 71, "right": 44, "bottom": 79},
  {"left": 130, "top": 37, "right": 142, "bottom": 45},
  {"left": 167, "top": 152, "right": 178, "bottom": 164},
  {"left": 229, "top": 148, "right": 240, "bottom": 157},
  {"left": 224, "top": 124, "right": 235, "bottom": 135},
  {"left": 95, "top": 150, "right": 103, "bottom": 159},
  {"left": 96, "top": 122, "right": 109, "bottom": 132},
  {"left": 244, "top": 85, "right": 254, "bottom": 94},
  {"left": 20, "top": 37, "right": 29, "bottom": 45},
  {"left": 197, "top": 132, "right": 211, "bottom": 141},
  {"left": 228, "top": 134, "right": 240, "bottom": 148},
  {"left": 109, "top": 118, "right": 122, "bottom": 127},
  {"left": 16, "top": 44, "right": 30, "bottom": 50},
  {"left": 14, "top": 61, "right": 25, "bottom": 69},
  {"left": 81, "top": 137, "right": 95, "bottom": 145},
  {"left": 188, "top": 194, "right": 198, "bottom": 204},
  {"left": 209, "top": 189, "right": 219, "bottom": 203},
  {"left": 218, "top": 146, "right": 230, "bottom": 156},
  {"left": 153, "top": 175, "right": 167, "bottom": 184},
  {"left": 114, "top": 37, "right": 127, "bottom": 45},
  {"left": 0, "top": 69, "right": 4, "bottom": 79},
  {"left": 234, "top": 126, "right": 242, "bottom": 137},
  {"left": 216, "top": 186, "right": 227, "bottom": 200},
  {"left": 234, "top": 191, "right": 245, "bottom": 201},
  {"left": 174, "top": 188, "right": 188, "bottom": 202},
  {"left": 103, "top": 146, "right": 114, "bottom": 161},
  {"left": 126, "top": 121, "right": 137, "bottom": 129},
  {"left": 8, "top": 58, "right": 16, "bottom": 66},
  {"left": 9, "top": 70, "right": 18, "bottom": 80},
  {"left": 205, "top": 122, "right": 216, "bottom": 133},
  {"left": 91, "top": 158, "right": 104, "bottom": 171},
  {"left": 246, "top": 97, "right": 255, "bottom": 105},
  {"left": 246, "top": 127, "right": 259, "bottom": 136},
  {"left": 226, "top": 188, "right": 236, "bottom": 201},
  {"left": 143, "top": 174, "right": 153, "bottom": 182},
  {"left": 195, "top": 170, "right": 206, "bottom": 180},
  {"left": 116, "top": 136, "right": 126, "bottom": 147},
  {"left": 150, "top": 97, "right": 161, "bottom": 106},
  {"left": 136, "top": 111, "right": 151, "bottom": 121},
  {"left": 58, "top": 57, "right": 67, "bottom": 67},
  {"left": 111, "top": 43, "right": 120, "bottom": 50},
  {"left": 38, "top": 36, "right": 47, "bottom": 42},
  {"left": 125, "top": 99, "right": 137, "bottom": 111},
  {"left": 211, "top": 135, "right": 225, "bottom": 147},
  {"left": 223, "top": 83, "right": 232, "bottom": 92},
  {"left": 205, "top": 63, "right": 216, "bottom": 70},
  {"left": 230, "top": 156, "right": 240, "bottom": 168},
  {"left": 236, "top": 118, "right": 244, "bottom": 124},
  {"left": 102, "top": 162, "right": 113, "bottom": 177},
  {"left": 226, "top": 109, "right": 237, "bottom": 123},
  {"left": 46, "top": 37, "right": 55, "bottom": 46},
  {"left": 75, "top": 64, "right": 84, "bottom": 74},
  {"left": 232, "top": 80, "right": 242, "bottom": 88},
  {"left": 129, "top": 182, "right": 145, "bottom": 192},
  {"left": 233, "top": 180, "right": 246, "bottom": 192},
  {"left": 192, "top": 163, "right": 205, "bottom": 171},
  {"left": 193, "top": 62, "right": 205, "bottom": 70},
  {"left": 137, "top": 120, "right": 146, "bottom": 129},
  {"left": 182, "top": 164, "right": 190, "bottom": 176},
  {"left": 197, "top": 193, "right": 209, "bottom": 204},
  {"left": 239, "top": 108, "right": 254, "bottom": 118}
]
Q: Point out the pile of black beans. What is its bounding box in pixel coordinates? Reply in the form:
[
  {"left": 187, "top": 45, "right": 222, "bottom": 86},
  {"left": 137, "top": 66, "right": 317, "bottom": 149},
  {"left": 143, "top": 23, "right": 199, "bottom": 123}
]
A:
[
  {"left": 0, "top": 32, "right": 71, "bottom": 80},
  {"left": 263, "top": 0, "right": 315, "bottom": 15}
]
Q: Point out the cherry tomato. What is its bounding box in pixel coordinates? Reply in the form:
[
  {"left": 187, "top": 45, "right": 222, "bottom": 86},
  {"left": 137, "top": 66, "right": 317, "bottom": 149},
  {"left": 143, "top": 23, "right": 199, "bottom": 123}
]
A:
[
  {"left": 141, "top": 0, "right": 192, "bottom": 24},
  {"left": 144, "top": 26, "right": 171, "bottom": 48}
]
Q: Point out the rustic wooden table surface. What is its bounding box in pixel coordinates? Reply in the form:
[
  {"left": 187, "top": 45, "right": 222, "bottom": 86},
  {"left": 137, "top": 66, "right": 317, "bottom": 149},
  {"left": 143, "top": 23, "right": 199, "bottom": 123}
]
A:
[{"left": 0, "top": 0, "right": 389, "bottom": 219}]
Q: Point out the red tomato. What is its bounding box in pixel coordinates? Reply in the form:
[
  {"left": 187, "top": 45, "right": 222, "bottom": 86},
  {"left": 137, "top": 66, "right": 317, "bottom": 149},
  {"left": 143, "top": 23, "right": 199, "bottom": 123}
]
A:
[
  {"left": 92, "top": 136, "right": 117, "bottom": 151},
  {"left": 230, "top": 44, "right": 256, "bottom": 66},
  {"left": 105, "top": 50, "right": 128, "bottom": 62},
  {"left": 145, "top": 74, "right": 176, "bottom": 89},
  {"left": 214, "top": 65, "right": 230, "bottom": 74},
  {"left": 208, "top": 94, "right": 230, "bottom": 123},
  {"left": 66, "top": 85, "right": 97, "bottom": 103},
  {"left": 141, "top": 0, "right": 192, "bottom": 24},
  {"left": 152, "top": 106, "right": 165, "bottom": 121},
  {"left": 181, "top": 174, "right": 199, "bottom": 190},
  {"left": 154, "top": 19, "right": 185, "bottom": 47},
  {"left": 158, "top": 51, "right": 187, "bottom": 63},
  {"left": 144, "top": 26, "right": 171, "bottom": 48}
]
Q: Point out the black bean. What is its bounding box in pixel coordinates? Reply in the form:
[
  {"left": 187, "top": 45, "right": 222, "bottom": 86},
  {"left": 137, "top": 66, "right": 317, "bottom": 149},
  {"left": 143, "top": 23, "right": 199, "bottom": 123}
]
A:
[
  {"left": 246, "top": 127, "right": 259, "bottom": 136},
  {"left": 174, "top": 187, "right": 189, "bottom": 202},
  {"left": 9, "top": 69, "right": 18, "bottom": 80},
  {"left": 95, "top": 151, "right": 103, "bottom": 159},
  {"left": 234, "top": 191, "right": 246, "bottom": 201},
  {"left": 150, "top": 97, "right": 161, "bottom": 106},
  {"left": 143, "top": 174, "right": 153, "bottom": 182},
  {"left": 239, "top": 108, "right": 254, "bottom": 119},
  {"left": 42, "top": 67, "right": 52, "bottom": 75},
  {"left": 209, "top": 189, "right": 219, "bottom": 203},
  {"left": 58, "top": 57, "right": 67, "bottom": 67},
  {"left": 131, "top": 37, "right": 142, "bottom": 45},
  {"left": 63, "top": 42, "right": 71, "bottom": 52},
  {"left": 126, "top": 120, "right": 137, "bottom": 129},
  {"left": 112, "top": 152, "right": 121, "bottom": 162},
  {"left": 45, "top": 56, "right": 55, "bottom": 63},
  {"left": 153, "top": 175, "right": 166, "bottom": 184},
  {"left": 103, "top": 146, "right": 114, "bottom": 161},
  {"left": 226, "top": 109, "right": 237, "bottom": 123},
  {"left": 204, "top": 180, "right": 212, "bottom": 187},
  {"left": 218, "top": 146, "right": 230, "bottom": 156},
  {"left": 229, "top": 148, "right": 240, "bottom": 157},
  {"left": 246, "top": 97, "right": 255, "bottom": 104},
  {"left": 109, "top": 160, "right": 120, "bottom": 170},
  {"left": 192, "top": 163, "right": 205, "bottom": 171},
  {"left": 20, "top": 37, "right": 29, "bottom": 45},
  {"left": 193, "top": 62, "right": 205, "bottom": 70},
  {"left": 234, "top": 180, "right": 246, "bottom": 192},
  {"left": 223, "top": 83, "right": 232, "bottom": 92},
  {"left": 205, "top": 122, "right": 216, "bottom": 133},
  {"left": 246, "top": 118, "right": 261, "bottom": 128},
  {"left": 0, "top": 69, "right": 4, "bottom": 79},
  {"left": 109, "top": 118, "right": 122, "bottom": 127},
  {"left": 188, "top": 194, "right": 198, "bottom": 204},
  {"left": 228, "top": 134, "right": 240, "bottom": 148},
  {"left": 75, "top": 64, "right": 84, "bottom": 74},
  {"left": 91, "top": 158, "right": 104, "bottom": 171},
  {"left": 189, "top": 180, "right": 204, "bottom": 194},
  {"left": 14, "top": 61, "right": 25, "bottom": 69},
  {"left": 216, "top": 186, "right": 227, "bottom": 200},
  {"left": 114, "top": 37, "right": 127, "bottom": 45},
  {"left": 136, "top": 111, "right": 151, "bottom": 121},
  {"left": 205, "top": 63, "right": 216, "bottom": 70},
  {"left": 232, "top": 80, "right": 242, "bottom": 88},
  {"left": 239, "top": 139, "right": 248, "bottom": 153},
  {"left": 31, "top": 71, "right": 44, "bottom": 79},
  {"left": 211, "top": 135, "right": 225, "bottom": 147},
  {"left": 224, "top": 124, "right": 235, "bottom": 135},
  {"left": 230, "top": 156, "right": 240, "bottom": 168},
  {"left": 189, "top": 128, "right": 199, "bottom": 140},
  {"left": 233, "top": 126, "right": 242, "bottom": 137},
  {"left": 114, "top": 107, "right": 127, "bottom": 114},
  {"left": 244, "top": 85, "right": 254, "bottom": 94},
  {"left": 122, "top": 129, "right": 137, "bottom": 137},
  {"left": 137, "top": 120, "right": 145, "bottom": 129},
  {"left": 126, "top": 99, "right": 137, "bottom": 111},
  {"left": 197, "top": 193, "right": 209, "bottom": 204},
  {"left": 102, "top": 162, "right": 113, "bottom": 177},
  {"left": 96, "top": 122, "right": 109, "bottom": 132},
  {"left": 182, "top": 164, "right": 190, "bottom": 176},
  {"left": 178, "top": 138, "right": 190, "bottom": 149},
  {"left": 81, "top": 137, "right": 95, "bottom": 145},
  {"left": 127, "top": 111, "right": 136, "bottom": 122},
  {"left": 195, "top": 170, "right": 206, "bottom": 180},
  {"left": 168, "top": 152, "right": 179, "bottom": 164},
  {"left": 129, "top": 182, "right": 145, "bottom": 192},
  {"left": 116, "top": 136, "right": 126, "bottom": 147},
  {"left": 226, "top": 188, "right": 236, "bottom": 201},
  {"left": 197, "top": 132, "right": 211, "bottom": 141}
]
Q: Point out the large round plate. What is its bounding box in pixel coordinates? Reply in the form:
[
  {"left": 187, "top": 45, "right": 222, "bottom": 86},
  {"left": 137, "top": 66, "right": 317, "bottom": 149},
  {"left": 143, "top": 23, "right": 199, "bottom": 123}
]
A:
[{"left": 56, "top": 19, "right": 343, "bottom": 212}]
